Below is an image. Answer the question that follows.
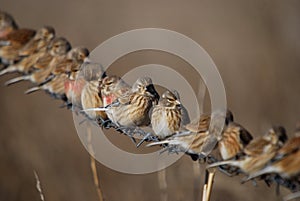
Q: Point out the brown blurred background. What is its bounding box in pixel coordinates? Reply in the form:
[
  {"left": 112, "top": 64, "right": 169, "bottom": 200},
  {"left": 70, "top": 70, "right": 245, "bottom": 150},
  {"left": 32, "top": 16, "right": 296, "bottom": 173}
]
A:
[{"left": 1, "top": 0, "right": 300, "bottom": 201}]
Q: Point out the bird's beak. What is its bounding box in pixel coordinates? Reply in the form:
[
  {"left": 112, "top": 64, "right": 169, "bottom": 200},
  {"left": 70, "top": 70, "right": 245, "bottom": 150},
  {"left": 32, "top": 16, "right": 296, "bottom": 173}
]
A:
[
  {"left": 175, "top": 99, "right": 181, "bottom": 106},
  {"left": 83, "top": 57, "right": 91, "bottom": 63}
]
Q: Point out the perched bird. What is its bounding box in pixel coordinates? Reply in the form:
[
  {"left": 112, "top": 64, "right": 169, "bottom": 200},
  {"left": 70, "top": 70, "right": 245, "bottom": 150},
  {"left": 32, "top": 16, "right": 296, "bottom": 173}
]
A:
[
  {"left": 19, "top": 26, "right": 55, "bottom": 56},
  {"left": 0, "top": 26, "right": 56, "bottom": 75},
  {"left": 77, "top": 62, "right": 107, "bottom": 123},
  {"left": 0, "top": 14, "right": 35, "bottom": 64},
  {"left": 104, "top": 77, "right": 159, "bottom": 127},
  {"left": 171, "top": 90, "right": 190, "bottom": 126},
  {"left": 81, "top": 79, "right": 107, "bottom": 123},
  {"left": 218, "top": 121, "right": 253, "bottom": 160},
  {"left": 64, "top": 71, "right": 85, "bottom": 108},
  {"left": 148, "top": 110, "right": 234, "bottom": 161},
  {"left": 100, "top": 75, "right": 131, "bottom": 107},
  {"left": 151, "top": 90, "right": 182, "bottom": 139},
  {"left": 25, "top": 73, "right": 69, "bottom": 101},
  {"left": 51, "top": 47, "right": 89, "bottom": 75},
  {"left": 4, "top": 37, "right": 71, "bottom": 85},
  {"left": 245, "top": 129, "right": 300, "bottom": 181},
  {"left": 0, "top": 11, "right": 18, "bottom": 38},
  {"left": 24, "top": 47, "right": 90, "bottom": 96},
  {"left": 207, "top": 126, "right": 288, "bottom": 175}
]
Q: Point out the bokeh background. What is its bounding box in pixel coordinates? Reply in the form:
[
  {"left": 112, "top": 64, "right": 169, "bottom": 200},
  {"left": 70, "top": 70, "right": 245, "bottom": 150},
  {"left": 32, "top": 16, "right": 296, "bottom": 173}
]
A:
[{"left": 1, "top": 0, "right": 300, "bottom": 201}]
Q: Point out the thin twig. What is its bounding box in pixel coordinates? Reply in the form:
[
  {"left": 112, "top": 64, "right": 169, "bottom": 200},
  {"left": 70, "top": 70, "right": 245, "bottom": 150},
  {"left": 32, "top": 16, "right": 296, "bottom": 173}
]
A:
[
  {"left": 34, "top": 171, "right": 45, "bottom": 201},
  {"left": 87, "top": 125, "right": 105, "bottom": 201}
]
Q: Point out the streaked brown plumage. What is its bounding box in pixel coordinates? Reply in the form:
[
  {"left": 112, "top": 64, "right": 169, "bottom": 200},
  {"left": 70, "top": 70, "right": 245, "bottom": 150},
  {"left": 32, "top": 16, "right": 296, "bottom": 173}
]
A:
[
  {"left": 208, "top": 126, "right": 287, "bottom": 175},
  {"left": 25, "top": 73, "right": 69, "bottom": 100},
  {"left": 148, "top": 110, "right": 234, "bottom": 160},
  {"left": 0, "top": 28, "right": 36, "bottom": 64},
  {"left": 151, "top": 90, "right": 182, "bottom": 139},
  {"left": 51, "top": 47, "right": 89, "bottom": 75},
  {"left": 18, "top": 26, "right": 55, "bottom": 57},
  {"left": 218, "top": 122, "right": 253, "bottom": 160},
  {"left": 245, "top": 130, "right": 300, "bottom": 180},
  {"left": 4, "top": 37, "right": 71, "bottom": 85},
  {"left": 100, "top": 75, "right": 131, "bottom": 107},
  {"left": 64, "top": 71, "right": 85, "bottom": 108},
  {"left": 0, "top": 27, "right": 56, "bottom": 75},
  {"left": 81, "top": 80, "right": 107, "bottom": 122},
  {"left": 105, "top": 77, "right": 159, "bottom": 127},
  {"left": 0, "top": 11, "right": 18, "bottom": 38}
]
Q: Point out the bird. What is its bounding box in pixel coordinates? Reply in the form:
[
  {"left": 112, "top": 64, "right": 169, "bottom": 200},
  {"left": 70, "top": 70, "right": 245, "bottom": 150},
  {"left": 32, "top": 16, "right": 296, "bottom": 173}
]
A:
[
  {"left": 51, "top": 47, "right": 89, "bottom": 75},
  {"left": 207, "top": 126, "right": 288, "bottom": 176},
  {"left": 218, "top": 121, "right": 253, "bottom": 160},
  {"left": 151, "top": 90, "right": 182, "bottom": 139},
  {"left": 0, "top": 11, "right": 18, "bottom": 38},
  {"left": 104, "top": 76, "right": 160, "bottom": 127},
  {"left": 0, "top": 13, "right": 35, "bottom": 64},
  {"left": 100, "top": 75, "right": 131, "bottom": 107},
  {"left": 80, "top": 79, "right": 108, "bottom": 123},
  {"left": 64, "top": 71, "right": 85, "bottom": 108},
  {"left": 23, "top": 47, "right": 90, "bottom": 96},
  {"left": 245, "top": 129, "right": 300, "bottom": 181},
  {"left": 18, "top": 26, "right": 55, "bottom": 57},
  {"left": 0, "top": 26, "right": 56, "bottom": 75},
  {"left": 4, "top": 37, "right": 71, "bottom": 85},
  {"left": 24, "top": 73, "right": 68, "bottom": 99},
  {"left": 148, "top": 110, "right": 234, "bottom": 161},
  {"left": 77, "top": 62, "right": 107, "bottom": 123}
]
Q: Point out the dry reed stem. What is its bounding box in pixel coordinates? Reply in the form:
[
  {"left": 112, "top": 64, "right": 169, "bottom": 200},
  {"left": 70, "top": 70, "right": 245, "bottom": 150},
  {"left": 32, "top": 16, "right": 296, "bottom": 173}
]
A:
[
  {"left": 87, "top": 125, "right": 105, "bottom": 201},
  {"left": 205, "top": 169, "right": 215, "bottom": 201},
  {"left": 201, "top": 169, "right": 215, "bottom": 201},
  {"left": 158, "top": 168, "right": 168, "bottom": 201},
  {"left": 34, "top": 171, "right": 45, "bottom": 201},
  {"left": 192, "top": 161, "right": 201, "bottom": 201}
]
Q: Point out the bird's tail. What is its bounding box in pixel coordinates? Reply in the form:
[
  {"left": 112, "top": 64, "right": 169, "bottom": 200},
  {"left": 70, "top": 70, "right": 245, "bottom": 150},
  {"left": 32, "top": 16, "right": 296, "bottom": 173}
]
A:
[
  {"left": 146, "top": 140, "right": 171, "bottom": 147},
  {"left": 242, "top": 166, "right": 275, "bottom": 182},
  {"left": 206, "top": 160, "right": 239, "bottom": 169},
  {"left": 0, "top": 65, "right": 17, "bottom": 76},
  {"left": 81, "top": 107, "right": 108, "bottom": 112},
  {"left": 24, "top": 86, "right": 41, "bottom": 94},
  {"left": 5, "top": 75, "right": 29, "bottom": 86}
]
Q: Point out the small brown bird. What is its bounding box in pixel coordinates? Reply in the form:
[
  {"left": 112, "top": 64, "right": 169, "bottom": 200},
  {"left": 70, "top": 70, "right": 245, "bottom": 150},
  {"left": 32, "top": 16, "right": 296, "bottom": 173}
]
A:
[
  {"left": 4, "top": 37, "right": 71, "bottom": 85},
  {"left": 151, "top": 90, "right": 182, "bottom": 139},
  {"left": 207, "top": 126, "right": 288, "bottom": 175},
  {"left": 64, "top": 71, "right": 85, "bottom": 108},
  {"left": 0, "top": 11, "right": 18, "bottom": 38},
  {"left": 245, "top": 130, "right": 300, "bottom": 180},
  {"left": 100, "top": 75, "right": 131, "bottom": 107},
  {"left": 218, "top": 122, "right": 253, "bottom": 160},
  {"left": 18, "top": 26, "right": 55, "bottom": 56},
  {"left": 81, "top": 79, "right": 107, "bottom": 123},
  {"left": 0, "top": 16, "right": 35, "bottom": 64},
  {"left": 24, "top": 73, "right": 69, "bottom": 100},
  {"left": 51, "top": 47, "right": 89, "bottom": 75},
  {"left": 104, "top": 77, "right": 159, "bottom": 127},
  {"left": 76, "top": 62, "right": 107, "bottom": 122},
  {"left": 148, "top": 110, "right": 234, "bottom": 160},
  {"left": 0, "top": 26, "right": 56, "bottom": 75},
  {"left": 171, "top": 90, "right": 190, "bottom": 126}
]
